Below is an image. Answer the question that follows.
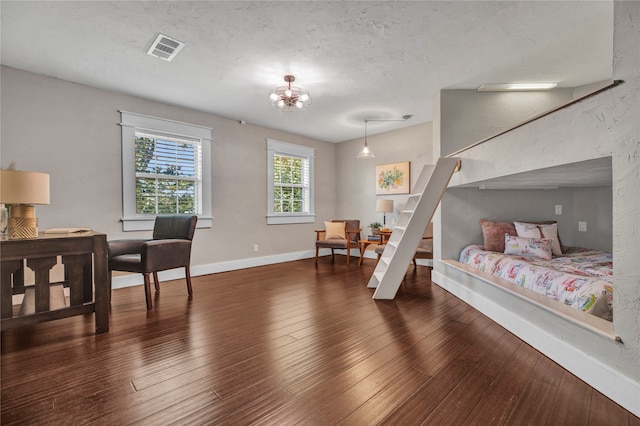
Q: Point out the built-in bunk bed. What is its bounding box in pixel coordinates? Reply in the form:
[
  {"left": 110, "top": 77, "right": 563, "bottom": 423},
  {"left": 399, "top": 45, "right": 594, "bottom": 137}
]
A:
[
  {"left": 458, "top": 219, "right": 613, "bottom": 321},
  {"left": 430, "top": 70, "right": 639, "bottom": 416},
  {"left": 430, "top": 4, "right": 639, "bottom": 416}
]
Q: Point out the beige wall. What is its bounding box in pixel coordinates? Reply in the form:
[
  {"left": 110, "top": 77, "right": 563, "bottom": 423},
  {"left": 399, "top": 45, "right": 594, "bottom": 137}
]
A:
[
  {"left": 0, "top": 66, "right": 336, "bottom": 268},
  {"left": 0, "top": 66, "right": 431, "bottom": 275},
  {"left": 335, "top": 122, "right": 433, "bottom": 237}
]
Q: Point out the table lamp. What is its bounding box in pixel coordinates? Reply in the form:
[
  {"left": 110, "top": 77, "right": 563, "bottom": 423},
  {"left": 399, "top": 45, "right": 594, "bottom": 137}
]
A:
[
  {"left": 376, "top": 199, "right": 394, "bottom": 227},
  {"left": 0, "top": 169, "right": 50, "bottom": 239}
]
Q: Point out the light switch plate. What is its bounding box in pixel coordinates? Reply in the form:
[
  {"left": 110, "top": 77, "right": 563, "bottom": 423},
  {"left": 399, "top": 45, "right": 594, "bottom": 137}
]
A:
[
  {"left": 578, "top": 221, "right": 587, "bottom": 232},
  {"left": 555, "top": 204, "right": 562, "bottom": 215}
]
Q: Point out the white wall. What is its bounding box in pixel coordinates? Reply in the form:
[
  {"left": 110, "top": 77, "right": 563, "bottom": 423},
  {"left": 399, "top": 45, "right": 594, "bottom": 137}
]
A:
[
  {"left": 0, "top": 66, "right": 337, "bottom": 272},
  {"left": 441, "top": 89, "right": 574, "bottom": 156},
  {"left": 432, "top": 1, "right": 640, "bottom": 415},
  {"left": 335, "top": 122, "right": 433, "bottom": 237},
  {"left": 572, "top": 186, "right": 613, "bottom": 251}
]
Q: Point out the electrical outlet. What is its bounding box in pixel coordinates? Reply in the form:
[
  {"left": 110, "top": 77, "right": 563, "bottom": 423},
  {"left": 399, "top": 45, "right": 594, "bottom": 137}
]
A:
[
  {"left": 253, "top": 244, "right": 259, "bottom": 252},
  {"left": 555, "top": 204, "right": 562, "bottom": 215},
  {"left": 578, "top": 222, "right": 587, "bottom": 232}
]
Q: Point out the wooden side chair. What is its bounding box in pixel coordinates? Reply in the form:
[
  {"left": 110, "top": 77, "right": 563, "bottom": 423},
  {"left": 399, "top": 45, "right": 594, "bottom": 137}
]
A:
[
  {"left": 108, "top": 215, "right": 197, "bottom": 310},
  {"left": 315, "top": 219, "right": 361, "bottom": 266}
]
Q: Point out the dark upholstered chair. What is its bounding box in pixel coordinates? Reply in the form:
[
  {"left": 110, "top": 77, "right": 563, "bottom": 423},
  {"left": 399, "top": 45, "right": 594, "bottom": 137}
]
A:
[
  {"left": 108, "top": 215, "right": 197, "bottom": 310},
  {"left": 375, "top": 222, "right": 433, "bottom": 268},
  {"left": 315, "top": 219, "right": 361, "bottom": 266}
]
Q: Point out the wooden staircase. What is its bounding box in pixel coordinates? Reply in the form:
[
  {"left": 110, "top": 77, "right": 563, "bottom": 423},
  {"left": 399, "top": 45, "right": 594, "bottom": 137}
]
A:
[{"left": 369, "top": 157, "right": 461, "bottom": 299}]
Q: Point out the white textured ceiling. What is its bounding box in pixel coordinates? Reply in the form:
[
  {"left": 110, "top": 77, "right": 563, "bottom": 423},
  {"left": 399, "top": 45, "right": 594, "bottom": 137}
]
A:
[{"left": 0, "top": 1, "right": 613, "bottom": 143}]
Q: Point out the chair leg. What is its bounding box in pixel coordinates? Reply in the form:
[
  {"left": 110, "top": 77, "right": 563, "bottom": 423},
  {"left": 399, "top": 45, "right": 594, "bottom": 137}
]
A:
[
  {"left": 331, "top": 248, "right": 335, "bottom": 261},
  {"left": 143, "top": 273, "right": 153, "bottom": 310},
  {"left": 315, "top": 247, "right": 319, "bottom": 264},
  {"left": 413, "top": 258, "right": 417, "bottom": 268},
  {"left": 346, "top": 247, "right": 350, "bottom": 266},
  {"left": 153, "top": 272, "right": 160, "bottom": 291},
  {"left": 185, "top": 266, "right": 193, "bottom": 296}
]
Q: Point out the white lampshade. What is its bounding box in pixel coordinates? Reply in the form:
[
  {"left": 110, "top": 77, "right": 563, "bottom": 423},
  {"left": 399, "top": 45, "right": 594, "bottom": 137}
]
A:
[
  {"left": 0, "top": 169, "right": 50, "bottom": 205},
  {"left": 376, "top": 199, "right": 394, "bottom": 213}
]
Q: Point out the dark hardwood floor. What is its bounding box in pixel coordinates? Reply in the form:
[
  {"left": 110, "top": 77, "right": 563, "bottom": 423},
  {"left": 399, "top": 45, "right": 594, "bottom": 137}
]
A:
[{"left": 2, "top": 256, "right": 638, "bottom": 425}]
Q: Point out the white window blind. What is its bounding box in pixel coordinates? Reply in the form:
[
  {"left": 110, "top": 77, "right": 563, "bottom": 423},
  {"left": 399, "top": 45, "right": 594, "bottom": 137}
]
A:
[
  {"left": 134, "top": 132, "right": 202, "bottom": 215},
  {"left": 267, "top": 139, "right": 315, "bottom": 224}
]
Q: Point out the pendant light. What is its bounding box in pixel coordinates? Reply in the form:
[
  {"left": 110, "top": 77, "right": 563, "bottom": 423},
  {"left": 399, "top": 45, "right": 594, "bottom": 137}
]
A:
[
  {"left": 356, "top": 115, "right": 412, "bottom": 159},
  {"left": 357, "top": 120, "right": 374, "bottom": 159}
]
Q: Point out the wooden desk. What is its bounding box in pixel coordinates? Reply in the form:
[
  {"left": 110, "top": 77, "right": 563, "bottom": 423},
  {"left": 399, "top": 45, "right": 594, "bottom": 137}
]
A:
[{"left": 1, "top": 231, "right": 109, "bottom": 334}]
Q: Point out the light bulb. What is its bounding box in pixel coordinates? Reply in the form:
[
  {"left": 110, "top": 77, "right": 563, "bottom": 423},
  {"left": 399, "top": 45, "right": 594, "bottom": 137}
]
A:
[
  {"left": 269, "top": 93, "right": 279, "bottom": 101},
  {"left": 295, "top": 101, "right": 303, "bottom": 109},
  {"left": 277, "top": 99, "right": 285, "bottom": 108},
  {"left": 299, "top": 94, "right": 309, "bottom": 102},
  {"left": 357, "top": 145, "right": 375, "bottom": 158},
  {"left": 284, "top": 89, "right": 292, "bottom": 97}
]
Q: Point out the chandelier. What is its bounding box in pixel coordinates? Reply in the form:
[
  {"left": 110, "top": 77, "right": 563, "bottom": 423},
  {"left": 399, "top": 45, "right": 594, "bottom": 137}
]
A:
[{"left": 269, "top": 75, "right": 312, "bottom": 111}]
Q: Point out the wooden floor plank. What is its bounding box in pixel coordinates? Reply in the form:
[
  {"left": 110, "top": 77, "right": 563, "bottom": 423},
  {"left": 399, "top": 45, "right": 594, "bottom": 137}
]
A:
[
  {"left": 546, "top": 370, "right": 593, "bottom": 425},
  {"left": 337, "top": 367, "right": 430, "bottom": 425},
  {"left": 588, "top": 390, "right": 634, "bottom": 426},
  {"left": 378, "top": 358, "right": 474, "bottom": 424},
  {"left": 461, "top": 342, "right": 541, "bottom": 426},
  {"left": 504, "top": 378, "right": 558, "bottom": 425},
  {"left": 1, "top": 257, "right": 636, "bottom": 425}
]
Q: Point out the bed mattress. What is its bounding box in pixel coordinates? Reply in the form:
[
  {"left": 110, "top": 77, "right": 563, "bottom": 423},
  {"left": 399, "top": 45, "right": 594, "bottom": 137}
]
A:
[{"left": 459, "top": 245, "right": 613, "bottom": 320}]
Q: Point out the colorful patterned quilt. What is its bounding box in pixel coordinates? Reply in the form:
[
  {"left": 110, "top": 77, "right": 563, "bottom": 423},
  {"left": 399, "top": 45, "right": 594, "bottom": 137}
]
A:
[{"left": 459, "top": 245, "right": 613, "bottom": 320}]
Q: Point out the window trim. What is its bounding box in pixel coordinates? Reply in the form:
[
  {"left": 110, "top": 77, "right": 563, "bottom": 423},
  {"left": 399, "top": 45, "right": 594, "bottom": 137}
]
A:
[
  {"left": 266, "top": 139, "right": 315, "bottom": 225},
  {"left": 119, "top": 111, "right": 212, "bottom": 231}
]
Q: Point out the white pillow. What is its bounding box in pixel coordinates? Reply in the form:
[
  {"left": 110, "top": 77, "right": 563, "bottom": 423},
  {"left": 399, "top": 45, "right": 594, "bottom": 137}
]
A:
[
  {"left": 324, "top": 221, "right": 346, "bottom": 239},
  {"left": 504, "top": 235, "right": 553, "bottom": 260},
  {"left": 514, "top": 221, "right": 562, "bottom": 256}
]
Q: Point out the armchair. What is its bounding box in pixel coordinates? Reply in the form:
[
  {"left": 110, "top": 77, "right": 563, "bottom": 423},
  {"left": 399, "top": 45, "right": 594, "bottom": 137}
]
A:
[
  {"left": 108, "top": 215, "right": 197, "bottom": 310},
  {"left": 315, "top": 220, "right": 361, "bottom": 266}
]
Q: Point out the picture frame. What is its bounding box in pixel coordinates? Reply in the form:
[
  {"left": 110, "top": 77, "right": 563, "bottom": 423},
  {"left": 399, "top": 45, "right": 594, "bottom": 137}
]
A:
[{"left": 375, "top": 161, "right": 410, "bottom": 195}]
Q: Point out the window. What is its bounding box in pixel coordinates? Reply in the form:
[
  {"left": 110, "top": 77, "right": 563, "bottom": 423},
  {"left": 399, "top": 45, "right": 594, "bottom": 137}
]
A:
[
  {"left": 120, "top": 111, "right": 212, "bottom": 231},
  {"left": 135, "top": 133, "right": 200, "bottom": 215},
  {"left": 267, "top": 139, "right": 315, "bottom": 224}
]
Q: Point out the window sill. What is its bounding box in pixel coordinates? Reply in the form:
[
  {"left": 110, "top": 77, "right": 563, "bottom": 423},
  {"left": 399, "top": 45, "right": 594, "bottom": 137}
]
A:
[
  {"left": 121, "top": 216, "right": 213, "bottom": 231},
  {"left": 267, "top": 214, "right": 315, "bottom": 225}
]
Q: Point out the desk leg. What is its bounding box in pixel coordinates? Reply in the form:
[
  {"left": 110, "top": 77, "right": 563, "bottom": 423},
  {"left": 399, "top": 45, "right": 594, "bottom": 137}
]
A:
[
  {"left": 1, "top": 260, "right": 22, "bottom": 319},
  {"left": 93, "top": 234, "right": 109, "bottom": 333}
]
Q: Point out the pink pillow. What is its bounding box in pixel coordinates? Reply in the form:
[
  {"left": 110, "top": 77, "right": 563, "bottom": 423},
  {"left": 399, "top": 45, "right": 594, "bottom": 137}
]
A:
[
  {"left": 480, "top": 219, "right": 517, "bottom": 252},
  {"left": 504, "top": 235, "right": 552, "bottom": 260}
]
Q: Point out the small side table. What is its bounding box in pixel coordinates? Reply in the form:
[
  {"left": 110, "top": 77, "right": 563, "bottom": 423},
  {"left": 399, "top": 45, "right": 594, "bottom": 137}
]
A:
[
  {"left": 358, "top": 233, "right": 390, "bottom": 266},
  {"left": 379, "top": 230, "right": 392, "bottom": 241}
]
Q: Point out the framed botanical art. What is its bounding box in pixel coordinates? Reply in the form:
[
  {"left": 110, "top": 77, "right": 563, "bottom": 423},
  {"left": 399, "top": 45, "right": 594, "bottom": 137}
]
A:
[{"left": 376, "top": 161, "right": 410, "bottom": 195}]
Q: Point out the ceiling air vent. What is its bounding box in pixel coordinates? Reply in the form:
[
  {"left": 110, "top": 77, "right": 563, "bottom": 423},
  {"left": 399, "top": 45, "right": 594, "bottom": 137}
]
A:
[{"left": 146, "top": 34, "right": 185, "bottom": 62}]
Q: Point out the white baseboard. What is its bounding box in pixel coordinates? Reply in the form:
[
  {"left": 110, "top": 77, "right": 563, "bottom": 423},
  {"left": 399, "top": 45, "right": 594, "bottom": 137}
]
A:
[
  {"left": 431, "top": 269, "right": 640, "bottom": 418},
  {"left": 111, "top": 248, "right": 362, "bottom": 289}
]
